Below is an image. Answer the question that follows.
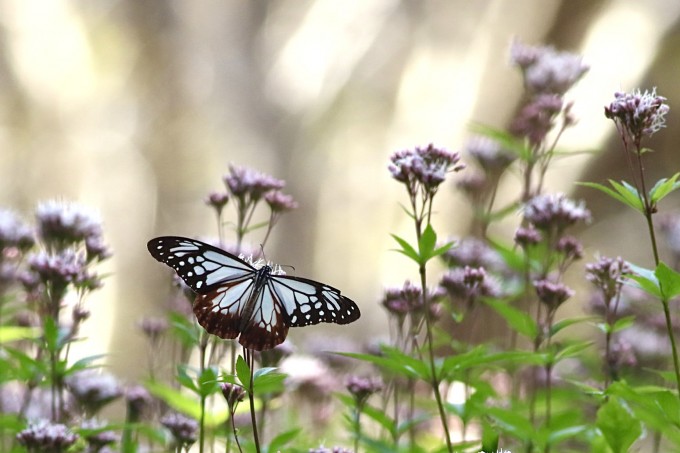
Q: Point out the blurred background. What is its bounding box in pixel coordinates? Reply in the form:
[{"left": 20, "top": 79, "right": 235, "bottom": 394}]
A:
[{"left": 1, "top": 0, "right": 680, "bottom": 380}]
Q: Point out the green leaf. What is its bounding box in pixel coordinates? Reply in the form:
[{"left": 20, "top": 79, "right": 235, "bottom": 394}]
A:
[
  {"left": 649, "top": 173, "right": 680, "bottom": 204},
  {"left": 655, "top": 261, "right": 680, "bottom": 301},
  {"left": 484, "top": 298, "right": 538, "bottom": 340},
  {"left": 419, "top": 224, "right": 437, "bottom": 258},
  {"left": 339, "top": 347, "right": 430, "bottom": 380},
  {"left": 266, "top": 428, "right": 301, "bottom": 453},
  {"left": 253, "top": 368, "right": 286, "bottom": 395},
  {"left": 0, "top": 326, "right": 40, "bottom": 343},
  {"left": 390, "top": 234, "right": 419, "bottom": 263},
  {"left": 146, "top": 381, "right": 228, "bottom": 426},
  {"left": 596, "top": 397, "right": 642, "bottom": 453},
  {"left": 626, "top": 262, "right": 662, "bottom": 299},
  {"left": 176, "top": 365, "right": 199, "bottom": 393},
  {"left": 550, "top": 316, "right": 598, "bottom": 336},
  {"left": 485, "top": 405, "right": 534, "bottom": 440},
  {"left": 198, "top": 366, "right": 220, "bottom": 398},
  {"left": 611, "top": 315, "right": 636, "bottom": 333},
  {"left": 578, "top": 181, "right": 644, "bottom": 213},
  {"left": 554, "top": 341, "right": 593, "bottom": 362},
  {"left": 235, "top": 356, "right": 251, "bottom": 392}
]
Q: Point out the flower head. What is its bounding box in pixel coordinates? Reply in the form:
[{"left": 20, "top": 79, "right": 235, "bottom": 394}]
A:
[
  {"left": 464, "top": 136, "right": 516, "bottom": 175},
  {"left": 0, "top": 209, "right": 34, "bottom": 252},
  {"left": 586, "top": 256, "right": 630, "bottom": 302},
  {"left": 220, "top": 383, "right": 246, "bottom": 409},
  {"left": 160, "top": 412, "right": 198, "bottom": 447},
  {"left": 346, "top": 375, "right": 383, "bottom": 406},
  {"left": 440, "top": 266, "right": 501, "bottom": 307},
  {"left": 125, "top": 385, "right": 152, "bottom": 422},
  {"left": 265, "top": 190, "right": 298, "bottom": 212},
  {"left": 533, "top": 279, "right": 574, "bottom": 310},
  {"left": 66, "top": 369, "right": 122, "bottom": 414},
  {"left": 509, "top": 94, "right": 563, "bottom": 145},
  {"left": 514, "top": 225, "right": 542, "bottom": 248},
  {"left": 381, "top": 281, "right": 442, "bottom": 321},
  {"left": 523, "top": 193, "right": 591, "bottom": 233},
  {"left": 389, "top": 144, "right": 464, "bottom": 195},
  {"left": 204, "top": 191, "right": 229, "bottom": 214},
  {"left": 16, "top": 420, "right": 79, "bottom": 452},
  {"left": 605, "top": 88, "right": 669, "bottom": 143},
  {"left": 511, "top": 40, "right": 589, "bottom": 95},
  {"left": 80, "top": 418, "right": 119, "bottom": 450},
  {"left": 36, "top": 201, "right": 103, "bottom": 249},
  {"left": 223, "top": 165, "right": 285, "bottom": 202}
]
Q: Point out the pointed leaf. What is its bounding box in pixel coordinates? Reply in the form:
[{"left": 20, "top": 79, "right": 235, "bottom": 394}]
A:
[
  {"left": 235, "top": 355, "right": 251, "bottom": 392},
  {"left": 655, "top": 261, "right": 680, "bottom": 301},
  {"left": 596, "top": 397, "right": 642, "bottom": 453},
  {"left": 0, "top": 326, "right": 40, "bottom": 344},
  {"left": 390, "top": 234, "right": 419, "bottom": 263},
  {"left": 627, "top": 262, "right": 662, "bottom": 298},
  {"left": 267, "top": 428, "right": 301, "bottom": 453},
  {"left": 418, "top": 224, "right": 437, "bottom": 260},
  {"left": 484, "top": 298, "right": 538, "bottom": 340},
  {"left": 649, "top": 173, "right": 680, "bottom": 204}
]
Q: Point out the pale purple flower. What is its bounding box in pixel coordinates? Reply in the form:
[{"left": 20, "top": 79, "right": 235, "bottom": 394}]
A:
[
  {"left": 533, "top": 279, "right": 574, "bottom": 310},
  {"left": 204, "top": 191, "right": 229, "bottom": 213},
  {"left": 223, "top": 165, "right": 285, "bottom": 201},
  {"left": 514, "top": 225, "right": 542, "bottom": 247},
  {"left": 523, "top": 193, "right": 591, "bottom": 232},
  {"left": 440, "top": 266, "right": 501, "bottom": 306},
  {"left": 389, "top": 144, "right": 464, "bottom": 193},
  {"left": 465, "top": 136, "right": 516, "bottom": 174},
  {"left": 36, "top": 200, "right": 103, "bottom": 247},
  {"left": 65, "top": 369, "right": 122, "bottom": 414},
  {"left": 265, "top": 190, "right": 298, "bottom": 212},
  {"left": 346, "top": 375, "right": 383, "bottom": 406},
  {"left": 511, "top": 40, "right": 589, "bottom": 95},
  {"left": 16, "top": 420, "right": 79, "bottom": 452},
  {"left": 605, "top": 88, "right": 669, "bottom": 142},
  {"left": 80, "top": 418, "right": 119, "bottom": 450},
  {"left": 586, "top": 256, "right": 630, "bottom": 302},
  {"left": 509, "top": 94, "right": 563, "bottom": 145},
  {"left": 160, "top": 412, "right": 198, "bottom": 446},
  {"left": 0, "top": 209, "right": 34, "bottom": 251}
]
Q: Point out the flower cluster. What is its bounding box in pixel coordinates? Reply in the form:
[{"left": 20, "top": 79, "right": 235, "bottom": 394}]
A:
[
  {"left": 389, "top": 144, "right": 464, "bottom": 197},
  {"left": 523, "top": 193, "right": 591, "bottom": 234},
  {"left": 16, "top": 420, "right": 79, "bottom": 452},
  {"left": 586, "top": 256, "right": 630, "bottom": 302},
  {"left": 510, "top": 40, "right": 589, "bottom": 96},
  {"left": 346, "top": 375, "right": 383, "bottom": 407},
  {"left": 160, "top": 412, "right": 198, "bottom": 447},
  {"left": 36, "top": 201, "right": 110, "bottom": 261},
  {"left": 509, "top": 94, "right": 564, "bottom": 146},
  {"left": 533, "top": 279, "right": 574, "bottom": 311},
  {"left": 465, "top": 136, "right": 516, "bottom": 175},
  {"left": 0, "top": 209, "right": 34, "bottom": 252},
  {"left": 381, "top": 281, "right": 442, "bottom": 322},
  {"left": 440, "top": 266, "right": 500, "bottom": 308},
  {"left": 604, "top": 88, "right": 669, "bottom": 144},
  {"left": 65, "top": 370, "right": 122, "bottom": 415}
]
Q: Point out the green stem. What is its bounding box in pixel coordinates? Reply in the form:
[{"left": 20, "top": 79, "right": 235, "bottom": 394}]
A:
[
  {"left": 245, "top": 349, "right": 261, "bottom": 453},
  {"left": 419, "top": 264, "right": 453, "bottom": 452},
  {"left": 662, "top": 301, "right": 680, "bottom": 393}
]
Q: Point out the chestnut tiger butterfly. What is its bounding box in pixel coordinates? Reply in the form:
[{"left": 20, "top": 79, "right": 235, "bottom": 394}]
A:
[{"left": 147, "top": 236, "right": 360, "bottom": 350}]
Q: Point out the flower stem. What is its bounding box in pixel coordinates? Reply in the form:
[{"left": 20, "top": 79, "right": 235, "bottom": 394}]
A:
[{"left": 244, "top": 348, "right": 261, "bottom": 453}]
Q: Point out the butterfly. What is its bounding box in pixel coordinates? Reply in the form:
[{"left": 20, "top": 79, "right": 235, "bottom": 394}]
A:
[{"left": 147, "top": 236, "right": 360, "bottom": 350}]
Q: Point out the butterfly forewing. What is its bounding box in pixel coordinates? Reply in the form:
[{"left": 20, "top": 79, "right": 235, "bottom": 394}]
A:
[
  {"left": 270, "top": 275, "right": 361, "bottom": 327},
  {"left": 147, "top": 236, "right": 256, "bottom": 294}
]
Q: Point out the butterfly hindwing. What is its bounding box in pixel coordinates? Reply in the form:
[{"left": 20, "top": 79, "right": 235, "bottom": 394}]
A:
[
  {"left": 193, "top": 274, "right": 256, "bottom": 340},
  {"left": 147, "top": 236, "right": 255, "bottom": 294},
  {"left": 269, "top": 275, "right": 361, "bottom": 327},
  {"left": 239, "top": 283, "right": 289, "bottom": 350}
]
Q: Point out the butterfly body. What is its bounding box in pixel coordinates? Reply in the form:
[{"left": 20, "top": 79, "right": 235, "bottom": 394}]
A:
[{"left": 147, "top": 236, "right": 360, "bottom": 350}]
